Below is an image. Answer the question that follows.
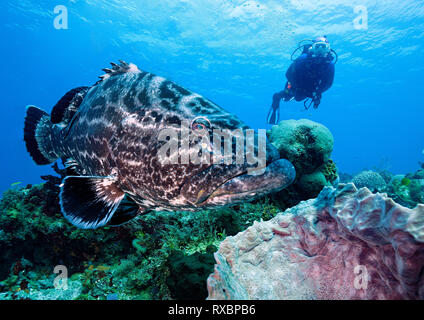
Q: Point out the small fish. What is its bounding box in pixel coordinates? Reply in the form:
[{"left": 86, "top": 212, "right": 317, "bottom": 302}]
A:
[
  {"left": 401, "top": 177, "right": 411, "bottom": 186},
  {"left": 23, "top": 61, "right": 295, "bottom": 229},
  {"left": 11, "top": 182, "right": 22, "bottom": 187},
  {"left": 95, "top": 265, "right": 111, "bottom": 272}
]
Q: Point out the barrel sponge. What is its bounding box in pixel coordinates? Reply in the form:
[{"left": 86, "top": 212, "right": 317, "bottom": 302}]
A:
[
  {"left": 268, "top": 119, "right": 334, "bottom": 175},
  {"left": 207, "top": 184, "right": 424, "bottom": 300}
]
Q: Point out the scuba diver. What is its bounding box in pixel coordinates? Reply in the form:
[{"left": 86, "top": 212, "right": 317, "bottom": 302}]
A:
[{"left": 267, "top": 36, "right": 337, "bottom": 125}]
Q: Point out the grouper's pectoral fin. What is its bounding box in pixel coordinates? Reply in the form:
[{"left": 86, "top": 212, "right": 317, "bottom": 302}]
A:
[
  {"left": 59, "top": 176, "right": 126, "bottom": 229},
  {"left": 108, "top": 195, "right": 150, "bottom": 227},
  {"left": 51, "top": 86, "right": 90, "bottom": 124}
]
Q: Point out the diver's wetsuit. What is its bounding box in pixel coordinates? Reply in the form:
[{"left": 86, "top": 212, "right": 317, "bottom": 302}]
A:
[{"left": 268, "top": 51, "right": 335, "bottom": 125}]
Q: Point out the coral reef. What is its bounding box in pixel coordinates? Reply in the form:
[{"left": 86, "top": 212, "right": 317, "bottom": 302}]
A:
[
  {"left": 207, "top": 184, "right": 424, "bottom": 300},
  {"left": 386, "top": 171, "right": 424, "bottom": 209},
  {"left": 2, "top": 133, "right": 421, "bottom": 300},
  {"left": 0, "top": 180, "right": 282, "bottom": 300},
  {"left": 0, "top": 182, "right": 134, "bottom": 280},
  {"left": 341, "top": 166, "right": 423, "bottom": 209},
  {"left": 352, "top": 170, "right": 386, "bottom": 192},
  {"left": 166, "top": 246, "right": 216, "bottom": 300},
  {"left": 267, "top": 119, "right": 338, "bottom": 209}
]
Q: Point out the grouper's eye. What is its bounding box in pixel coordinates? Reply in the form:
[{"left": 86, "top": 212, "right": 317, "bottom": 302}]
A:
[
  {"left": 194, "top": 123, "right": 206, "bottom": 131},
  {"left": 191, "top": 116, "right": 213, "bottom": 152},
  {"left": 191, "top": 116, "right": 211, "bottom": 133}
]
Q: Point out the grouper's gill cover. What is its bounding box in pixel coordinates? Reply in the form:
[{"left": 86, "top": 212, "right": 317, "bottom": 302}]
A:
[{"left": 23, "top": 61, "right": 296, "bottom": 229}]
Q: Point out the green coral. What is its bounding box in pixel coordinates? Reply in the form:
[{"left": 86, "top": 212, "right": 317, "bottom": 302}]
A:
[{"left": 321, "top": 159, "right": 338, "bottom": 184}]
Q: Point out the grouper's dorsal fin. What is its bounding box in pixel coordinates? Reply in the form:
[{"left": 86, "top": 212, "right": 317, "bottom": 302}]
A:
[
  {"left": 59, "top": 176, "right": 126, "bottom": 229},
  {"left": 51, "top": 86, "right": 90, "bottom": 124},
  {"left": 97, "top": 60, "right": 140, "bottom": 83}
]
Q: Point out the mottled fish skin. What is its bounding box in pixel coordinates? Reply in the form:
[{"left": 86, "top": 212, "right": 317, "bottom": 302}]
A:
[{"left": 48, "top": 62, "right": 290, "bottom": 212}]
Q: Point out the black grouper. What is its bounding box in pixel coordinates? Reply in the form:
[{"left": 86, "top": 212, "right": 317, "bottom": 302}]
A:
[{"left": 24, "top": 61, "right": 295, "bottom": 229}]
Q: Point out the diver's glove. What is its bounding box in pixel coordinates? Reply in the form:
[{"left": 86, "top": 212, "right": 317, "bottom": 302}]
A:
[{"left": 312, "top": 92, "right": 321, "bottom": 109}]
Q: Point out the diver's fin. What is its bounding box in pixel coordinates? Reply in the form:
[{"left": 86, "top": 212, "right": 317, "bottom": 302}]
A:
[
  {"left": 59, "top": 176, "right": 125, "bottom": 229},
  {"left": 51, "top": 86, "right": 90, "bottom": 124},
  {"left": 108, "top": 195, "right": 146, "bottom": 227},
  {"left": 267, "top": 106, "right": 278, "bottom": 125},
  {"left": 24, "top": 106, "right": 58, "bottom": 165},
  {"left": 97, "top": 61, "right": 140, "bottom": 83}
]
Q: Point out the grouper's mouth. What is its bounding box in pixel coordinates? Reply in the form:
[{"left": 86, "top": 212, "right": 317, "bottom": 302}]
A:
[{"left": 189, "top": 159, "right": 296, "bottom": 208}]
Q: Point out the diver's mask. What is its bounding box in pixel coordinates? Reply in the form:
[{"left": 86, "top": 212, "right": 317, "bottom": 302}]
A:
[{"left": 310, "top": 40, "right": 330, "bottom": 57}]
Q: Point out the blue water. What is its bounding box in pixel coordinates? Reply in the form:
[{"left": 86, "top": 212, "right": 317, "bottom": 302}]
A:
[{"left": 1, "top": 0, "right": 423, "bottom": 193}]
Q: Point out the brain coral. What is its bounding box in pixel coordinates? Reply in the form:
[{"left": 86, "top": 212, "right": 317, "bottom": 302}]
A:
[
  {"left": 267, "top": 119, "right": 337, "bottom": 209},
  {"left": 268, "top": 119, "right": 334, "bottom": 176},
  {"left": 352, "top": 170, "right": 386, "bottom": 192}
]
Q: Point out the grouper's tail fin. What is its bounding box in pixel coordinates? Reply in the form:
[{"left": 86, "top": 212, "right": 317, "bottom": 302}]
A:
[{"left": 24, "top": 106, "right": 59, "bottom": 165}]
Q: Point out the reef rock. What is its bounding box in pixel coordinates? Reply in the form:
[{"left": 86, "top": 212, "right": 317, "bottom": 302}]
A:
[{"left": 207, "top": 184, "right": 424, "bottom": 300}]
